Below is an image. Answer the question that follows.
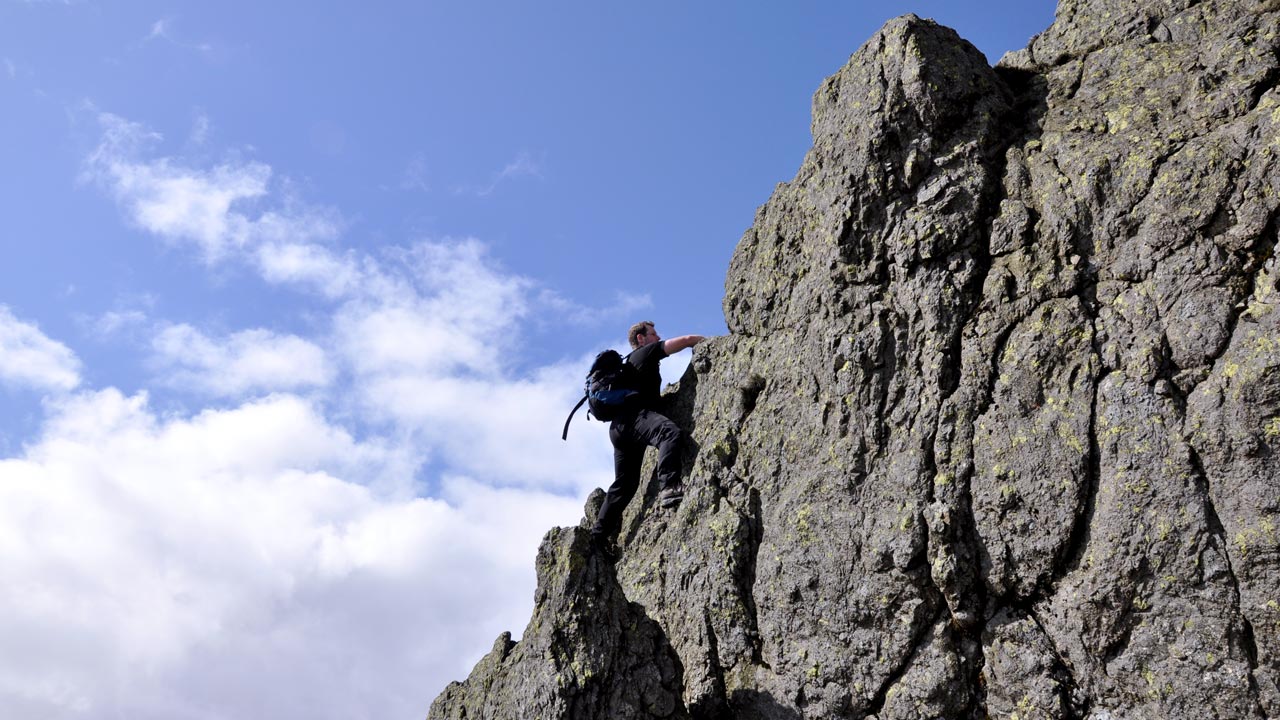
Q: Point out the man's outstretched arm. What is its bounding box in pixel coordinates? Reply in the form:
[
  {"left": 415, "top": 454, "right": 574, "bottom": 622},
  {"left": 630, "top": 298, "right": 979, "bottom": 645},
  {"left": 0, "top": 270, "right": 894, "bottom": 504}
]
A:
[{"left": 661, "top": 334, "right": 705, "bottom": 354}]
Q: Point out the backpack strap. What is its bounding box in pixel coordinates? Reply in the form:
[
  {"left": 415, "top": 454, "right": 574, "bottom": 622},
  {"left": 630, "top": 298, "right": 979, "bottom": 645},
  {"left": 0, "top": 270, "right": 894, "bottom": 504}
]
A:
[
  {"left": 562, "top": 348, "right": 639, "bottom": 441},
  {"left": 562, "top": 393, "right": 589, "bottom": 441}
]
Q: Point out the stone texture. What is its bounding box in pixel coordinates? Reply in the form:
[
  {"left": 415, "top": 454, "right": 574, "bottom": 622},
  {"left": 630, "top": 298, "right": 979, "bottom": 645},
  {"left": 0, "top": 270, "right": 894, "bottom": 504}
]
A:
[
  {"left": 428, "top": 524, "right": 688, "bottom": 720},
  {"left": 430, "top": 1, "right": 1280, "bottom": 718}
]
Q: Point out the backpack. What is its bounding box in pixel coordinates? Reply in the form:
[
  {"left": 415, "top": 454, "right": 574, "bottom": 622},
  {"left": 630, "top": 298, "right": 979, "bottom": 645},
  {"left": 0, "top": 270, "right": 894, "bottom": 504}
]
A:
[{"left": 561, "top": 349, "right": 638, "bottom": 440}]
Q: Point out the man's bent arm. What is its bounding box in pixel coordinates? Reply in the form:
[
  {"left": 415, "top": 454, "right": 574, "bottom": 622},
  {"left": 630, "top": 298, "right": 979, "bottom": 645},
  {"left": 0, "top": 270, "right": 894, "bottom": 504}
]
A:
[{"left": 661, "top": 335, "right": 705, "bottom": 354}]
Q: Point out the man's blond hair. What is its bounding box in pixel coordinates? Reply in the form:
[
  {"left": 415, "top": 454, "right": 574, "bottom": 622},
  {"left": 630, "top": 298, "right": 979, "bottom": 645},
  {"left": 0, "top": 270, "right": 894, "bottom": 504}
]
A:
[{"left": 628, "top": 321, "right": 655, "bottom": 350}]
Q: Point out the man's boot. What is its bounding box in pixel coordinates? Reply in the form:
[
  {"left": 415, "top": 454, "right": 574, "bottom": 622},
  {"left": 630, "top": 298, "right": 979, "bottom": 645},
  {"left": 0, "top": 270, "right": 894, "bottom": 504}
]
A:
[
  {"left": 591, "top": 530, "right": 621, "bottom": 561},
  {"left": 658, "top": 484, "right": 683, "bottom": 509}
]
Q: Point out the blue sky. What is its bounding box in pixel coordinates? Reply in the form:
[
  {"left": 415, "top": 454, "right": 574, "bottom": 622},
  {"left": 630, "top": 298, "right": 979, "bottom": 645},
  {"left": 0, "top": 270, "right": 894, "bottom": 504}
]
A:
[{"left": 1, "top": 1, "right": 1056, "bottom": 718}]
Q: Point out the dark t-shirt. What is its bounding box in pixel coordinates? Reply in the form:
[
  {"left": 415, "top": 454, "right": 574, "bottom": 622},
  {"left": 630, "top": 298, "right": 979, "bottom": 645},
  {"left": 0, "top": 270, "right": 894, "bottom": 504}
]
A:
[{"left": 625, "top": 341, "right": 669, "bottom": 409}]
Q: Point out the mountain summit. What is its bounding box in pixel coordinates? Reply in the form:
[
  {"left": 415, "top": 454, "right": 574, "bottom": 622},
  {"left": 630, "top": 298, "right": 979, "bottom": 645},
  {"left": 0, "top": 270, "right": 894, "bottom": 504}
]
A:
[{"left": 430, "top": 1, "right": 1280, "bottom": 717}]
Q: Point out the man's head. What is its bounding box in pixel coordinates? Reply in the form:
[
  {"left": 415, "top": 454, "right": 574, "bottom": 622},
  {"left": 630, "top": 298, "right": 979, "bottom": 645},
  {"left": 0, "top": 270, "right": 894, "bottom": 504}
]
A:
[{"left": 628, "top": 321, "right": 660, "bottom": 349}]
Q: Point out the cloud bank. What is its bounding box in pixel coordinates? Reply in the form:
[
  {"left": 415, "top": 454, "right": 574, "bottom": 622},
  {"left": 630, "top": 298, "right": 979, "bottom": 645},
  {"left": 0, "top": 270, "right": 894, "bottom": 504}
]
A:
[
  {"left": 151, "top": 324, "right": 334, "bottom": 397},
  {"left": 0, "top": 112, "right": 660, "bottom": 718},
  {"left": 0, "top": 388, "right": 579, "bottom": 719}
]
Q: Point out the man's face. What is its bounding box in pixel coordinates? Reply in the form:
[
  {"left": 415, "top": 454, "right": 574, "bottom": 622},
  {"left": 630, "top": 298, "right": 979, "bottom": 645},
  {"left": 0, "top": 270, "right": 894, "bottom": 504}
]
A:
[{"left": 640, "top": 325, "right": 661, "bottom": 346}]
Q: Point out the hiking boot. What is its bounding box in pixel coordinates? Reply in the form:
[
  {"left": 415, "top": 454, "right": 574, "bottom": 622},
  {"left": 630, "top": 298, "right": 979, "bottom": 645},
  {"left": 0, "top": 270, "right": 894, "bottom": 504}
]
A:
[
  {"left": 658, "top": 484, "right": 684, "bottom": 509},
  {"left": 592, "top": 532, "right": 621, "bottom": 561}
]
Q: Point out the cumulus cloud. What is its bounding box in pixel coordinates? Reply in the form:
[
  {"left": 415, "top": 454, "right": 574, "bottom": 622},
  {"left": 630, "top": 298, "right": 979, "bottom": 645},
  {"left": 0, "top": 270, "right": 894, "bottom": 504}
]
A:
[
  {"left": 82, "top": 110, "right": 621, "bottom": 490},
  {"left": 0, "top": 306, "right": 81, "bottom": 393},
  {"left": 337, "top": 240, "right": 528, "bottom": 379},
  {"left": 360, "top": 358, "right": 613, "bottom": 494},
  {"left": 83, "top": 112, "right": 339, "bottom": 264},
  {"left": 43, "top": 108, "right": 660, "bottom": 719},
  {"left": 324, "top": 238, "right": 619, "bottom": 494},
  {"left": 0, "top": 388, "right": 580, "bottom": 719},
  {"left": 150, "top": 324, "right": 334, "bottom": 397},
  {"left": 254, "top": 241, "right": 367, "bottom": 299}
]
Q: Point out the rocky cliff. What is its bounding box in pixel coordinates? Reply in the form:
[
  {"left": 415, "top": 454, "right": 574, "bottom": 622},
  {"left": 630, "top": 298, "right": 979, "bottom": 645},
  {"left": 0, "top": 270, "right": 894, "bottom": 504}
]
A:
[{"left": 428, "top": 1, "right": 1280, "bottom": 717}]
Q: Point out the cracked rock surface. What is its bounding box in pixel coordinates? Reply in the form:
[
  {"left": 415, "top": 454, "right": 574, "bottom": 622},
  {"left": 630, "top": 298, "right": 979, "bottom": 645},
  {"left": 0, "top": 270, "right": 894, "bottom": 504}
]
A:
[
  {"left": 430, "top": 1, "right": 1279, "bottom": 718},
  {"left": 428, "top": 524, "right": 688, "bottom": 720}
]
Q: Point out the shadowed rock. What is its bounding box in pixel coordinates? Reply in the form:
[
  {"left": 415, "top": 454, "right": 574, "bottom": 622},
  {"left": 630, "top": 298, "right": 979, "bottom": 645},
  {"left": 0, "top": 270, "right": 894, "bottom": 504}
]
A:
[{"left": 428, "top": 521, "right": 688, "bottom": 719}]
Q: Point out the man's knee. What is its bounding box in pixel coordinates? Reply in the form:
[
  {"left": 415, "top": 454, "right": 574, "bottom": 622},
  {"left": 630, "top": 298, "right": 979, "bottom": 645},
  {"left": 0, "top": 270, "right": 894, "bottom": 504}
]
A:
[{"left": 655, "top": 420, "right": 682, "bottom": 447}]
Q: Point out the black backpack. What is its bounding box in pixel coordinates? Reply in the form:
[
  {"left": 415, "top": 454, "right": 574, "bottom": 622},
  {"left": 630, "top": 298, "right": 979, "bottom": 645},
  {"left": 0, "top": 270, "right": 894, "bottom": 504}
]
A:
[{"left": 561, "top": 349, "right": 638, "bottom": 440}]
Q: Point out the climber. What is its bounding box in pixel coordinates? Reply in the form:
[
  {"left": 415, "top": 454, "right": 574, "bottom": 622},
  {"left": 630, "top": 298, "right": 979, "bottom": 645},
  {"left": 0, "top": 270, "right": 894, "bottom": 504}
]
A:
[{"left": 591, "top": 321, "right": 705, "bottom": 556}]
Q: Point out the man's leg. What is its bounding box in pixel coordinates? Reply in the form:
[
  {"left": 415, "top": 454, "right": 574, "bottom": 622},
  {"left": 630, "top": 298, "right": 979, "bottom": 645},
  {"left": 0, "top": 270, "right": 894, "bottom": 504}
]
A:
[
  {"left": 631, "top": 410, "right": 684, "bottom": 504},
  {"left": 592, "top": 421, "right": 644, "bottom": 541}
]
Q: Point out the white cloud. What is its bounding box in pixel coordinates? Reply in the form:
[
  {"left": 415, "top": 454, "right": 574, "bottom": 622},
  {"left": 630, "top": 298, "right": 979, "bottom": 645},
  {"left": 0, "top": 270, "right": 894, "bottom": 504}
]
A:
[
  {"left": 82, "top": 112, "right": 621, "bottom": 492},
  {"left": 143, "top": 17, "right": 214, "bottom": 54},
  {"left": 336, "top": 240, "right": 529, "bottom": 379},
  {"left": 456, "top": 151, "right": 544, "bottom": 197},
  {"left": 81, "top": 294, "right": 155, "bottom": 341},
  {"left": 58, "top": 109, "right": 665, "bottom": 719},
  {"left": 254, "top": 241, "right": 366, "bottom": 299},
  {"left": 360, "top": 358, "right": 614, "bottom": 494},
  {"left": 660, "top": 347, "right": 692, "bottom": 388},
  {"left": 91, "top": 310, "right": 147, "bottom": 338},
  {"left": 495, "top": 151, "right": 541, "bottom": 182},
  {"left": 0, "top": 388, "right": 581, "bottom": 719},
  {"left": 83, "top": 112, "right": 339, "bottom": 264},
  {"left": 325, "top": 238, "right": 617, "bottom": 494},
  {"left": 537, "top": 288, "right": 654, "bottom": 326},
  {"left": 146, "top": 18, "right": 170, "bottom": 41},
  {"left": 188, "top": 112, "right": 211, "bottom": 147},
  {"left": 0, "top": 306, "right": 81, "bottom": 393},
  {"left": 151, "top": 324, "right": 333, "bottom": 397}
]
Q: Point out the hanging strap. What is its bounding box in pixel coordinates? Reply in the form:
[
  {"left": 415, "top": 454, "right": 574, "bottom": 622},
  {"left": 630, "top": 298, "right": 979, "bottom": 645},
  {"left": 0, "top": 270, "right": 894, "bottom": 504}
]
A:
[
  {"left": 562, "top": 348, "right": 638, "bottom": 441},
  {"left": 562, "top": 394, "right": 589, "bottom": 441}
]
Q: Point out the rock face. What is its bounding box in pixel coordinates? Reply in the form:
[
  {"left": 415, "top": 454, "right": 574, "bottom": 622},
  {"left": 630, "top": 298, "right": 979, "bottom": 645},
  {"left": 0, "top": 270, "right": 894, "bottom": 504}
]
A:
[
  {"left": 429, "top": 1, "right": 1280, "bottom": 718},
  {"left": 428, "top": 524, "right": 688, "bottom": 719}
]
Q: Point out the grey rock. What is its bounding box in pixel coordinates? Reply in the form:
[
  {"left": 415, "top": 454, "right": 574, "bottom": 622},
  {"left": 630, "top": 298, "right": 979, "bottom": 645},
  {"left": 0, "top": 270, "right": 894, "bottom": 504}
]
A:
[
  {"left": 430, "top": 1, "right": 1280, "bottom": 718},
  {"left": 428, "top": 524, "right": 688, "bottom": 719},
  {"left": 983, "top": 609, "right": 1084, "bottom": 719}
]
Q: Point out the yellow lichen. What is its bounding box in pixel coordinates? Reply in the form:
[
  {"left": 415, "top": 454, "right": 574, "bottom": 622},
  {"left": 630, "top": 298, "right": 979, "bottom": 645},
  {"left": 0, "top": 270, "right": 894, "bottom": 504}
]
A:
[
  {"left": 794, "top": 505, "right": 813, "bottom": 544},
  {"left": 1264, "top": 417, "right": 1280, "bottom": 438}
]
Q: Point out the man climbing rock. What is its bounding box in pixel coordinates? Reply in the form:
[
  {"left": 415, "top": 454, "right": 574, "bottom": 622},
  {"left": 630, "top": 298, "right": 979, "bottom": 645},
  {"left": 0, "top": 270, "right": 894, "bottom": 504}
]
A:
[{"left": 592, "top": 321, "right": 704, "bottom": 556}]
